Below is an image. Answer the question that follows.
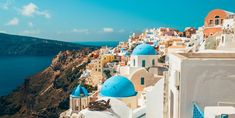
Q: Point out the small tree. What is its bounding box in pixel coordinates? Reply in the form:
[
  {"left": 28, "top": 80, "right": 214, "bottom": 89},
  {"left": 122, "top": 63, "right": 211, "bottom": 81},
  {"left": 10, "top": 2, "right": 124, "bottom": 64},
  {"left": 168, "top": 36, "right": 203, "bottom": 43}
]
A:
[
  {"left": 205, "top": 39, "right": 219, "bottom": 49},
  {"left": 103, "top": 69, "right": 112, "bottom": 79},
  {"left": 158, "top": 55, "right": 166, "bottom": 63}
]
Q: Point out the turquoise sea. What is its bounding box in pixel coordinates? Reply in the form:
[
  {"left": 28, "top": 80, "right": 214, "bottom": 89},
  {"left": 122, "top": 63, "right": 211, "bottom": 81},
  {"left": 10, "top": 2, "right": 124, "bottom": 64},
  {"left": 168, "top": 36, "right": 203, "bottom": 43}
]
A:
[{"left": 0, "top": 56, "right": 53, "bottom": 96}]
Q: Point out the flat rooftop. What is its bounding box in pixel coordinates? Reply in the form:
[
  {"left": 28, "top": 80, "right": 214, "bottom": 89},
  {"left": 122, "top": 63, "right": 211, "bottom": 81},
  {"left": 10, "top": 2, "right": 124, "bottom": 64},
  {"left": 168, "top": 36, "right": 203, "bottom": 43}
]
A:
[{"left": 174, "top": 52, "right": 235, "bottom": 59}]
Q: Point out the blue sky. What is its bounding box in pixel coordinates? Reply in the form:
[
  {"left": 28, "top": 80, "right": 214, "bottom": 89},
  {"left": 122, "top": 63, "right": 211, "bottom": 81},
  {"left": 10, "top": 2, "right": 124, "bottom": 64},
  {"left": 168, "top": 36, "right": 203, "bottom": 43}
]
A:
[{"left": 0, "top": 0, "right": 234, "bottom": 42}]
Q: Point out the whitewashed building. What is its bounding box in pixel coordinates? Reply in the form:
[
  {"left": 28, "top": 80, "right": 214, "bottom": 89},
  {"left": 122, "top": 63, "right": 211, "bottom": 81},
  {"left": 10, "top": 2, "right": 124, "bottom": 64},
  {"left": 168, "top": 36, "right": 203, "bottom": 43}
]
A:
[
  {"left": 77, "top": 97, "right": 132, "bottom": 118},
  {"left": 167, "top": 52, "right": 235, "bottom": 118},
  {"left": 118, "top": 44, "right": 163, "bottom": 92},
  {"left": 146, "top": 52, "right": 235, "bottom": 118}
]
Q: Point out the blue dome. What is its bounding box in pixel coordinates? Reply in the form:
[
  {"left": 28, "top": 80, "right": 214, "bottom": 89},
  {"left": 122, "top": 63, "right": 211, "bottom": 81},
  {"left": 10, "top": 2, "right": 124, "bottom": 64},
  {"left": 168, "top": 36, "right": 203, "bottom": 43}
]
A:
[
  {"left": 132, "top": 44, "right": 156, "bottom": 55},
  {"left": 71, "top": 85, "right": 89, "bottom": 97},
  {"left": 100, "top": 75, "right": 137, "bottom": 97}
]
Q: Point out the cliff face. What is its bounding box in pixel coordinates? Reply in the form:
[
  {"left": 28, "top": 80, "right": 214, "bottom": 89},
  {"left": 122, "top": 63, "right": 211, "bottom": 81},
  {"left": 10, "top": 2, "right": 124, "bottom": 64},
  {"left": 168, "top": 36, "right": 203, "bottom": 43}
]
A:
[{"left": 0, "top": 48, "right": 96, "bottom": 118}]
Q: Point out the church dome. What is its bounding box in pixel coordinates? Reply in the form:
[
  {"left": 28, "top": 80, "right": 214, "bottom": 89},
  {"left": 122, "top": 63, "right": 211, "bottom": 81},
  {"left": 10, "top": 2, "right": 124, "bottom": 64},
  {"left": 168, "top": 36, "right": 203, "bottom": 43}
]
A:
[
  {"left": 71, "top": 85, "right": 89, "bottom": 97},
  {"left": 132, "top": 44, "right": 156, "bottom": 55},
  {"left": 100, "top": 75, "right": 137, "bottom": 97}
]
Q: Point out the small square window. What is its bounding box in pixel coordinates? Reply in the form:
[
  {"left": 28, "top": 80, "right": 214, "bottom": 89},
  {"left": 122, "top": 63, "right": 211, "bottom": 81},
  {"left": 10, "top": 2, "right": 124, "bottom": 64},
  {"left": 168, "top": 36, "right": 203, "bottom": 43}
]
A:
[{"left": 142, "top": 60, "right": 146, "bottom": 67}]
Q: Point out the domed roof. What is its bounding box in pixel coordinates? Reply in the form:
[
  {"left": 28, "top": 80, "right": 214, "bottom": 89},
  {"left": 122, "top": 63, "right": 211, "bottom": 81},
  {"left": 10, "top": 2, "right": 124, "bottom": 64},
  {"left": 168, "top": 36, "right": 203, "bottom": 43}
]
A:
[
  {"left": 100, "top": 75, "right": 137, "bottom": 97},
  {"left": 71, "top": 85, "right": 89, "bottom": 97},
  {"left": 132, "top": 44, "right": 156, "bottom": 55}
]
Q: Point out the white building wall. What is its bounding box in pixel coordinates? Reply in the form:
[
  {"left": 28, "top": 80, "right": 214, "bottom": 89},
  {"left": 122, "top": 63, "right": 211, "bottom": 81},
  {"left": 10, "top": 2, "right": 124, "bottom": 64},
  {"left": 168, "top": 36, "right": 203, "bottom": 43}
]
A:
[
  {"left": 191, "top": 28, "right": 205, "bottom": 52},
  {"left": 167, "top": 48, "right": 186, "bottom": 54},
  {"left": 118, "top": 66, "right": 130, "bottom": 77},
  {"left": 118, "top": 66, "right": 144, "bottom": 77},
  {"left": 217, "top": 34, "right": 235, "bottom": 51},
  {"left": 133, "top": 106, "right": 146, "bottom": 118},
  {"left": 146, "top": 78, "right": 165, "bottom": 118},
  {"left": 223, "top": 19, "right": 234, "bottom": 29},
  {"left": 234, "top": 18, "right": 235, "bottom": 40},
  {"left": 180, "top": 59, "right": 235, "bottom": 118},
  {"left": 196, "top": 27, "right": 205, "bottom": 51},
  {"left": 204, "top": 106, "right": 235, "bottom": 118},
  {"left": 168, "top": 54, "right": 235, "bottom": 118},
  {"left": 130, "top": 55, "right": 158, "bottom": 68},
  {"left": 234, "top": 18, "right": 235, "bottom": 29},
  {"left": 168, "top": 54, "right": 182, "bottom": 118}
]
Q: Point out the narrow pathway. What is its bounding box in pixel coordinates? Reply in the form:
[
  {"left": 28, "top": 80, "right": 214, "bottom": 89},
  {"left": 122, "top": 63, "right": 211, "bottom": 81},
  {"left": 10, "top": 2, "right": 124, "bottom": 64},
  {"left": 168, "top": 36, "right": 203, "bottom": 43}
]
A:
[{"left": 39, "top": 84, "right": 53, "bottom": 95}]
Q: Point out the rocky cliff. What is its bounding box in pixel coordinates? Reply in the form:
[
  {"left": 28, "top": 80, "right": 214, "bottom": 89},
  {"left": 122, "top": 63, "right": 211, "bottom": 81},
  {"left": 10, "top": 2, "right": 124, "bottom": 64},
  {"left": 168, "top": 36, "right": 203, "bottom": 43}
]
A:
[{"left": 0, "top": 48, "right": 97, "bottom": 118}]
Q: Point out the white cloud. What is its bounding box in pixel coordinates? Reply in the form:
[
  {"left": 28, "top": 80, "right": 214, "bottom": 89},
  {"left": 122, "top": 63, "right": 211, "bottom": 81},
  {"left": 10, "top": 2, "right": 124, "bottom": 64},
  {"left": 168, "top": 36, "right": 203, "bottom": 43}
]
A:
[
  {"left": 37, "top": 10, "right": 51, "bottom": 18},
  {"left": 103, "top": 27, "right": 114, "bottom": 33},
  {"left": 21, "top": 3, "right": 37, "bottom": 16},
  {"left": 72, "top": 28, "right": 89, "bottom": 33},
  {"left": 0, "top": 0, "right": 14, "bottom": 10},
  {"left": 6, "top": 17, "right": 19, "bottom": 26},
  {"left": 20, "top": 3, "right": 51, "bottom": 18}
]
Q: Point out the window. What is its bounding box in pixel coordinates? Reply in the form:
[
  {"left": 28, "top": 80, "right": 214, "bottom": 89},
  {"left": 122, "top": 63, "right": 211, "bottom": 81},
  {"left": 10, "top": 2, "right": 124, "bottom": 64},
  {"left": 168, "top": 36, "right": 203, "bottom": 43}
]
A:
[
  {"left": 222, "top": 36, "right": 225, "bottom": 44},
  {"left": 133, "top": 59, "right": 136, "bottom": 66},
  {"left": 221, "top": 19, "right": 223, "bottom": 24},
  {"left": 170, "top": 91, "right": 174, "bottom": 118},
  {"left": 152, "top": 59, "right": 155, "bottom": 66},
  {"left": 142, "top": 60, "right": 146, "bottom": 67},
  {"left": 209, "top": 20, "right": 213, "bottom": 25},
  {"left": 215, "top": 19, "right": 220, "bottom": 25},
  {"left": 141, "top": 77, "right": 144, "bottom": 85},
  {"left": 215, "top": 16, "right": 220, "bottom": 18}
]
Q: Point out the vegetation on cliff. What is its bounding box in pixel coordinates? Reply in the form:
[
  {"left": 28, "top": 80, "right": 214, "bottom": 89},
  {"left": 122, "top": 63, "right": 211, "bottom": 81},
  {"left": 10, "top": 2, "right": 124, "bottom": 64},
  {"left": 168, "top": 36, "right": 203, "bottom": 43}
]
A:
[{"left": 0, "top": 33, "right": 93, "bottom": 56}]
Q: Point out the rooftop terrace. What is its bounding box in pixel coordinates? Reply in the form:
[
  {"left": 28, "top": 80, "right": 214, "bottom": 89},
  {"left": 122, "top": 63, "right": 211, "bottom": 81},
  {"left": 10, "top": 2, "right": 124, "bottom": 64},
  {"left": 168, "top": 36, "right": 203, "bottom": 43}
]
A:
[{"left": 173, "top": 52, "right": 235, "bottom": 59}]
